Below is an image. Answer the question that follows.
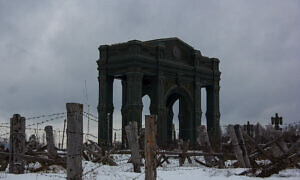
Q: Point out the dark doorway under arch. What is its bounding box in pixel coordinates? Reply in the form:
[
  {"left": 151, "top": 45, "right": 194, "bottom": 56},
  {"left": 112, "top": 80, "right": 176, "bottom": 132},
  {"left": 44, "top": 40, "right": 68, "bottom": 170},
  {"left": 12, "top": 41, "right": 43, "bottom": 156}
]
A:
[{"left": 164, "top": 87, "right": 194, "bottom": 146}]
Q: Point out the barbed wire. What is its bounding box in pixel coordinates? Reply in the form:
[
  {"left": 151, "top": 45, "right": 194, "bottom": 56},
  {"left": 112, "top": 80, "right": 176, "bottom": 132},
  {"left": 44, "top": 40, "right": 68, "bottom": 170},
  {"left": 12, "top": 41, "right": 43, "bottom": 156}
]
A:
[
  {"left": 83, "top": 111, "right": 98, "bottom": 120},
  {"left": 26, "top": 115, "right": 66, "bottom": 127},
  {"left": 0, "top": 122, "right": 9, "bottom": 125},
  {"left": 26, "top": 112, "right": 66, "bottom": 121},
  {"left": 83, "top": 113, "right": 98, "bottom": 123},
  {"left": 1, "top": 110, "right": 298, "bottom": 139},
  {"left": 0, "top": 125, "right": 9, "bottom": 128},
  {"left": 0, "top": 126, "right": 98, "bottom": 140}
]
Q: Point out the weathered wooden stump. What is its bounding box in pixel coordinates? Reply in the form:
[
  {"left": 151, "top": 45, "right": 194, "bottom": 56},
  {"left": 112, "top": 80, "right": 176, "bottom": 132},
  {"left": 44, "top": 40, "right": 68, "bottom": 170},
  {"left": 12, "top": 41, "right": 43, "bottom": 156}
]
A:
[
  {"left": 9, "top": 114, "right": 25, "bottom": 174},
  {"left": 125, "top": 121, "right": 142, "bottom": 173},
  {"left": 197, "top": 125, "right": 216, "bottom": 167},
  {"left": 145, "top": 115, "right": 157, "bottom": 180},
  {"left": 66, "top": 103, "right": 83, "bottom": 180},
  {"left": 44, "top": 125, "right": 58, "bottom": 159},
  {"left": 269, "top": 129, "right": 288, "bottom": 158},
  {"left": 178, "top": 140, "right": 191, "bottom": 166},
  {"left": 254, "top": 123, "right": 265, "bottom": 144},
  {"left": 228, "top": 125, "right": 251, "bottom": 168}
]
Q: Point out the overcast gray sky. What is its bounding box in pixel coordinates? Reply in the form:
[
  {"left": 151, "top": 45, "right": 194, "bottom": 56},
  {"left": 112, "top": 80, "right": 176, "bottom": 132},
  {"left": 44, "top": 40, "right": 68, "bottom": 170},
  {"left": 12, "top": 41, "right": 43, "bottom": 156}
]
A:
[{"left": 0, "top": 0, "right": 299, "bottom": 138}]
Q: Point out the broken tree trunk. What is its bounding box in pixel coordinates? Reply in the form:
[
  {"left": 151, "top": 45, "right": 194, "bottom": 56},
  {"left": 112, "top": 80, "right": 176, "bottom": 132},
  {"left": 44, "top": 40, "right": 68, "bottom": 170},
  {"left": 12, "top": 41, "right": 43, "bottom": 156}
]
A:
[
  {"left": 228, "top": 125, "right": 251, "bottom": 168},
  {"left": 66, "top": 103, "right": 83, "bottom": 180},
  {"left": 1, "top": 151, "right": 66, "bottom": 169},
  {"left": 254, "top": 123, "right": 265, "bottom": 144},
  {"left": 125, "top": 121, "right": 142, "bottom": 173},
  {"left": 44, "top": 125, "right": 58, "bottom": 159},
  {"left": 196, "top": 125, "right": 215, "bottom": 167},
  {"left": 269, "top": 130, "right": 289, "bottom": 158},
  {"left": 234, "top": 125, "right": 251, "bottom": 168},
  {"left": 178, "top": 140, "right": 191, "bottom": 166},
  {"left": 145, "top": 115, "right": 157, "bottom": 180},
  {"left": 242, "top": 131, "right": 277, "bottom": 163},
  {"left": 9, "top": 114, "right": 25, "bottom": 174},
  {"left": 240, "top": 138, "right": 300, "bottom": 177}
]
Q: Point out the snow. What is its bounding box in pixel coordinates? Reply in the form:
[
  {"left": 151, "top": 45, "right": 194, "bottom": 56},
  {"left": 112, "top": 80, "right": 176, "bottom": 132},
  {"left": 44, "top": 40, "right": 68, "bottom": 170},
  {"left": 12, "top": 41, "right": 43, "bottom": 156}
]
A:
[{"left": 2, "top": 154, "right": 300, "bottom": 180}]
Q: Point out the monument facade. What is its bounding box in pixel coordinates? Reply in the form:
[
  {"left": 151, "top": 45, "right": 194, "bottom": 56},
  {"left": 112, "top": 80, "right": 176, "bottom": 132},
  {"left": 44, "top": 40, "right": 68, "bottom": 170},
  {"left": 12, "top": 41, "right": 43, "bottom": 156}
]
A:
[{"left": 97, "top": 38, "right": 221, "bottom": 147}]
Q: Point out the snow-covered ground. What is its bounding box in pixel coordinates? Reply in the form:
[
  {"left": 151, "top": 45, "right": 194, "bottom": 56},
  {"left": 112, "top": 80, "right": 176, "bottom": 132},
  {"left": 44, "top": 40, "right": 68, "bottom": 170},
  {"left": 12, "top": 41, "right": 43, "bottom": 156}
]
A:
[{"left": 2, "top": 154, "right": 300, "bottom": 180}]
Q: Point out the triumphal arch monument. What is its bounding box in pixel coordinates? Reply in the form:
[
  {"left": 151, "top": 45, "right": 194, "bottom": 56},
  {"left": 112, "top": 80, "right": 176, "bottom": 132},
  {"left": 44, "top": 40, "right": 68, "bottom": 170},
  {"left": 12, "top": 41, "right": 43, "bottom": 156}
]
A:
[{"left": 97, "top": 37, "right": 221, "bottom": 147}]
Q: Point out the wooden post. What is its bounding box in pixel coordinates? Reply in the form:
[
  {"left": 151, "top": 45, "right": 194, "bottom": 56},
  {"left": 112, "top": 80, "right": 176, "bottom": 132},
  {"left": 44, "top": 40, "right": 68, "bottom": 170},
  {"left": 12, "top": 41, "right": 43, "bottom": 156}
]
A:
[
  {"left": 234, "top": 125, "right": 251, "bottom": 168},
  {"left": 125, "top": 121, "right": 142, "bottom": 173},
  {"left": 254, "top": 123, "right": 265, "bottom": 144},
  {"left": 228, "top": 125, "right": 251, "bottom": 168},
  {"left": 9, "top": 114, "right": 25, "bottom": 174},
  {"left": 145, "top": 115, "right": 157, "bottom": 180},
  {"left": 66, "top": 103, "right": 83, "bottom": 180},
  {"left": 58, "top": 130, "right": 61, "bottom": 149},
  {"left": 44, "top": 126, "right": 57, "bottom": 159},
  {"left": 62, "top": 119, "right": 66, "bottom": 149},
  {"left": 178, "top": 140, "right": 191, "bottom": 166},
  {"left": 270, "top": 130, "right": 288, "bottom": 158},
  {"left": 196, "top": 125, "right": 215, "bottom": 166}
]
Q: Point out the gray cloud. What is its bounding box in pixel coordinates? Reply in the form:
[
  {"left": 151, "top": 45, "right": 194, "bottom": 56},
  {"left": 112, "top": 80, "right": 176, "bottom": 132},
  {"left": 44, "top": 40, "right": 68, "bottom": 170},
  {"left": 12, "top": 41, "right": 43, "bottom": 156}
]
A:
[{"left": 0, "top": 0, "right": 299, "bottom": 137}]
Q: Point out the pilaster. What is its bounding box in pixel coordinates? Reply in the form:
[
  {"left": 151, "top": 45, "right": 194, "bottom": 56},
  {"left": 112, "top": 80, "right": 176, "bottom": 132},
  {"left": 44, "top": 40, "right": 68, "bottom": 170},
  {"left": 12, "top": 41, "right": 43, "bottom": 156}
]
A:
[
  {"left": 98, "top": 69, "right": 108, "bottom": 145},
  {"left": 206, "top": 81, "right": 221, "bottom": 149}
]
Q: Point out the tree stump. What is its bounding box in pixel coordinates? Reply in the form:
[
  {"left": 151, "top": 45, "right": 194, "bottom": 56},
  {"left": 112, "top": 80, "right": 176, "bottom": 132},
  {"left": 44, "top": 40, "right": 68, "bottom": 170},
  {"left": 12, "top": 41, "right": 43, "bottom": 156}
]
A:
[
  {"left": 228, "top": 125, "right": 251, "bottom": 168},
  {"left": 125, "top": 121, "right": 142, "bottom": 173},
  {"left": 44, "top": 125, "right": 58, "bottom": 159},
  {"left": 9, "top": 114, "right": 25, "bottom": 174},
  {"left": 196, "top": 125, "right": 216, "bottom": 167}
]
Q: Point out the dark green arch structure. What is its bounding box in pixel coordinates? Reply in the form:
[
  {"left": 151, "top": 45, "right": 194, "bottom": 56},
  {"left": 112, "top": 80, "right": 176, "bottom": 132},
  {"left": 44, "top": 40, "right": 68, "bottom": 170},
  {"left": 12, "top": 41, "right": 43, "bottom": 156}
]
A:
[{"left": 97, "top": 37, "right": 221, "bottom": 148}]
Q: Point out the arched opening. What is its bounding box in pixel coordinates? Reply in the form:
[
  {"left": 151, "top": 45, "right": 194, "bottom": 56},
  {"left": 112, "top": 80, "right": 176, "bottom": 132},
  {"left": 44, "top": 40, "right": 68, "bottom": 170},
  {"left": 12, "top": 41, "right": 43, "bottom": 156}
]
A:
[
  {"left": 164, "top": 87, "right": 194, "bottom": 145},
  {"left": 172, "top": 99, "right": 179, "bottom": 141},
  {"left": 142, "top": 95, "right": 151, "bottom": 128},
  {"left": 112, "top": 79, "right": 122, "bottom": 143}
]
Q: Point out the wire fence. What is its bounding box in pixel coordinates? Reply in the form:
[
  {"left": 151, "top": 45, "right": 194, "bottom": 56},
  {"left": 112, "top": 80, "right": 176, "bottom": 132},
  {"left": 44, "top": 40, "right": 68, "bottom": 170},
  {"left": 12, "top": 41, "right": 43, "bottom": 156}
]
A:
[
  {"left": 0, "top": 110, "right": 299, "bottom": 178},
  {"left": 0, "top": 110, "right": 299, "bottom": 144}
]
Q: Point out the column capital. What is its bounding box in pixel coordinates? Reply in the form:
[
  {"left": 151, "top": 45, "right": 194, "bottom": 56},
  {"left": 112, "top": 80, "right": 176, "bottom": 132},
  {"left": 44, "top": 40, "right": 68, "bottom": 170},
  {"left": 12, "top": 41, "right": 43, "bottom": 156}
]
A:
[
  {"left": 213, "top": 84, "right": 220, "bottom": 92},
  {"left": 126, "top": 71, "right": 143, "bottom": 81},
  {"left": 98, "top": 70, "right": 107, "bottom": 81},
  {"left": 97, "top": 104, "right": 107, "bottom": 112},
  {"left": 107, "top": 104, "right": 114, "bottom": 113}
]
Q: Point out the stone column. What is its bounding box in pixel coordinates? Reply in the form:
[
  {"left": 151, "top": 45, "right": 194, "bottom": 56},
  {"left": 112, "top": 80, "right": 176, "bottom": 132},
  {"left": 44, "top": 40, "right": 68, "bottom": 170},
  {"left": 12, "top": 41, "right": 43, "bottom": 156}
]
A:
[
  {"left": 178, "top": 98, "right": 186, "bottom": 140},
  {"left": 206, "top": 82, "right": 221, "bottom": 148},
  {"left": 122, "top": 71, "right": 143, "bottom": 146},
  {"left": 194, "top": 81, "right": 202, "bottom": 145},
  {"left": 127, "top": 71, "right": 143, "bottom": 127},
  {"left": 98, "top": 69, "right": 108, "bottom": 145},
  {"left": 156, "top": 73, "right": 168, "bottom": 146},
  {"left": 121, "top": 79, "right": 128, "bottom": 148},
  {"left": 166, "top": 106, "right": 174, "bottom": 144},
  {"left": 194, "top": 82, "right": 202, "bottom": 128},
  {"left": 107, "top": 77, "right": 114, "bottom": 146}
]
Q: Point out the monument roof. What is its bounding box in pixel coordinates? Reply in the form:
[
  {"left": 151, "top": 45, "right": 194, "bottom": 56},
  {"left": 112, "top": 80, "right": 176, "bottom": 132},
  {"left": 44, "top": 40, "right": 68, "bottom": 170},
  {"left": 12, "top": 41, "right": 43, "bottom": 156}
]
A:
[{"left": 143, "top": 37, "right": 194, "bottom": 50}]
